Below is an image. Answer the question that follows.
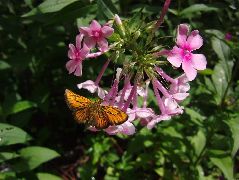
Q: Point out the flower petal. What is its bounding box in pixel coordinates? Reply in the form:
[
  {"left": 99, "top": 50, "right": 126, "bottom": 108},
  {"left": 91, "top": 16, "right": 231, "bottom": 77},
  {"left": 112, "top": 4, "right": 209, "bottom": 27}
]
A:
[
  {"left": 75, "top": 34, "right": 83, "bottom": 49},
  {"left": 101, "top": 26, "right": 114, "bottom": 37},
  {"left": 147, "top": 115, "right": 171, "bottom": 129},
  {"left": 80, "top": 43, "right": 90, "bottom": 58},
  {"left": 136, "top": 108, "right": 154, "bottom": 118},
  {"left": 167, "top": 55, "right": 182, "bottom": 67},
  {"left": 77, "top": 80, "right": 97, "bottom": 93},
  {"left": 90, "top": 20, "right": 101, "bottom": 31},
  {"left": 191, "top": 54, "right": 207, "bottom": 70},
  {"left": 84, "top": 37, "right": 96, "bottom": 49},
  {"left": 68, "top": 44, "right": 76, "bottom": 59},
  {"left": 187, "top": 30, "right": 203, "bottom": 50},
  {"left": 104, "top": 126, "right": 119, "bottom": 135},
  {"left": 97, "top": 87, "right": 107, "bottom": 99},
  {"left": 173, "top": 93, "right": 189, "bottom": 101},
  {"left": 79, "top": 27, "right": 92, "bottom": 36},
  {"left": 182, "top": 60, "right": 197, "bottom": 81},
  {"left": 97, "top": 38, "right": 108, "bottom": 52},
  {"left": 176, "top": 24, "right": 189, "bottom": 48},
  {"left": 66, "top": 60, "right": 77, "bottom": 74},
  {"left": 120, "top": 122, "right": 135, "bottom": 135},
  {"left": 74, "top": 63, "right": 82, "bottom": 76}
]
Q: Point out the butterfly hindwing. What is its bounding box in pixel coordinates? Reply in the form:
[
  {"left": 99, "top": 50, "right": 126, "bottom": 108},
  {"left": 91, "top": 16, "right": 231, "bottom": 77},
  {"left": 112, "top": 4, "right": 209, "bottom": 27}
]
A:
[
  {"left": 74, "top": 108, "right": 90, "bottom": 124},
  {"left": 65, "top": 89, "right": 91, "bottom": 110},
  {"left": 93, "top": 109, "right": 109, "bottom": 129},
  {"left": 102, "top": 106, "right": 128, "bottom": 125}
]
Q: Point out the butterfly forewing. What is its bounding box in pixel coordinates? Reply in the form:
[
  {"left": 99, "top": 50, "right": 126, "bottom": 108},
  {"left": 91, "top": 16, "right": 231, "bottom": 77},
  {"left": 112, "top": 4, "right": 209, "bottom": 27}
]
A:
[
  {"left": 65, "top": 89, "right": 91, "bottom": 110},
  {"left": 102, "top": 106, "right": 128, "bottom": 125}
]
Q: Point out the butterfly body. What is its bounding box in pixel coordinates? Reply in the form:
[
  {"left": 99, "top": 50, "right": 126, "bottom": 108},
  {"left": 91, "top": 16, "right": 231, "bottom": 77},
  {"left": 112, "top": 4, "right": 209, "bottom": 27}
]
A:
[{"left": 65, "top": 89, "right": 128, "bottom": 129}]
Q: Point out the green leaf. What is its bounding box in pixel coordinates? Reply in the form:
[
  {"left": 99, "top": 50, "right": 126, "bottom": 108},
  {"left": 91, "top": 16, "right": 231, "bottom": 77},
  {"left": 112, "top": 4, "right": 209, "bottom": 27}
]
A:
[
  {"left": 9, "top": 100, "right": 37, "bottom": 115},
  {"left": 0, "top": 60, "right": 11, "bottom": 70},
  {"left": 97, "top": 0, "right": 117, "bottom": 19},
  {"left": 224, "top": 117, "right": 239, "bottom": 157},
  {"left": 211, "top": 61, "right": 233, "bottom": 104},
  {"left": 212, "top": 37, "right": 230, "bottom": 62},
  {"left": 199, "top": 68, "right": 214, "bottom": 75},
  {"left": 179, "top": 4, "right": 219, "bottom": 17},
  {"left": 0, "top": 123, "right": 32, "bottom": 146},
  {"left": 209, "top": 150, "right": 234, "bottom": 180},
  {"left": 36, "top": 172, "right": 62, "bottom": 180},
  {"left": 22, "top": 0, "right": 78, "bottom": 17},
  {"left": 0, "top": 172, "right": 16, "bottom": 179},
  {"left": 205, "top": 29, "right": 225, "bottom": 39},
  {"left": 0, "top": 152, "right": 19, "bottom": 163},
  {"left": 211, "top": 37, "right": 233, "bottom": 82},
  {"left": 190, "top": 129, "right": 206, "bottom": 158},
  {"left": 185, "top": 108, "right": 205, "bottom": 126},
  {"left": 14, "top": 146, "right": 60, "bottom": 171}
]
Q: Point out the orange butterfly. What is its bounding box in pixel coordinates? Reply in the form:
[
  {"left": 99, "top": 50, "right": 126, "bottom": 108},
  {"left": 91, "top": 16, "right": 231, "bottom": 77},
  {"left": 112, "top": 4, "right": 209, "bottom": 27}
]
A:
[{"left": 64, "top": 89, "right": 128, "bottom": 129}]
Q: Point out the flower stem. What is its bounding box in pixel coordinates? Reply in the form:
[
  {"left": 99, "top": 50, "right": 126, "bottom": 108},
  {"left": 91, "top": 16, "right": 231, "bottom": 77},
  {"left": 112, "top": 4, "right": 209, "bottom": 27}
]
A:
[
  {"left": 118, "top": 77, "right": 130, "bottom": 108},
  {"left": 152, "top": 79, "right": 166, "bottom": 114},
  {"left": 122, "top": 82, "right": 137, "bottom": 112},
  {"left": 155, "top": 67, "right": 177, "bottom": 84},
  {"left": 94, "top": 59, "right": 110, "bottom": 86},
  {"left": 153, "top": 0, "right": 171, "bottom": 32}
]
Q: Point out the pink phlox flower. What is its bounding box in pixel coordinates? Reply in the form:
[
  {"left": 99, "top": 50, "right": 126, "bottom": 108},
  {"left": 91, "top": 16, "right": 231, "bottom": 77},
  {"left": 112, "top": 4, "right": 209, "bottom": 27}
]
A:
[
  {"left": 66, "top": 34, "right": 90, "bottom": 76},
  {"left": 127, "top": 107, "right": 154, "bottom": 122},
  {"left": 115, "top": 84, "right": 144, "bottom": 103},
  {"left": 167, "top": 24, "right": 207, "bottom": 81},
  {"left": 146, "top": 114, "right": 171, "bottom": 130},
  {"left": 77, "top": 80, "right": 107, "bottom": 99},
  {"left": 104, "top": 121, "right": 135, "bottom": 135},
  {"left": 170, "top": 73, "right": 190, "bottom": 102},
  {"left": 80, "top": 20, "right": 114, "bottom": 52},
  {"left": 163, "top": 97, "right": 183, "bottom": 115}
]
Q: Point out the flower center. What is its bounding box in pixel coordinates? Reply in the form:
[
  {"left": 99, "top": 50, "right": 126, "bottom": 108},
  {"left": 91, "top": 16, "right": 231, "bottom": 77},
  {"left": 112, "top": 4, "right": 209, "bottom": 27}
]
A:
[
  {"left": 74, "top": 50, "right": 82, "bottom": 60},
  {"left": 181, "top": 49, "right": 192, "bottom": 61},
  {"left": 92, "top": 30, "right": 101, "bottom": 40}
]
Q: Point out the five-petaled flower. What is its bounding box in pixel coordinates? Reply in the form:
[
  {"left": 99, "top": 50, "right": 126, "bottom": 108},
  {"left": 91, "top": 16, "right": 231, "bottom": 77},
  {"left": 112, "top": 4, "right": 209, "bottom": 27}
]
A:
[
  {"left": 80, "top": 20, "right": 114, "bottom": 52},
  {"left": 66, "top": 34, "right": 90, "bottom": 76},
  {"left": 167, "top": 24, "right": 207, "bottom": 81}
]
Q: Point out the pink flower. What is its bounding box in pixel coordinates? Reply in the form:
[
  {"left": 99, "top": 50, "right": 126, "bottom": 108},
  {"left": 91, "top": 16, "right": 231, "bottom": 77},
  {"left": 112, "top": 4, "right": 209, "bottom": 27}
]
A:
[
  {"left": 66, "top": 34, "right": 90, "bottom": 76},
  {"left": 225, "top": 33, "right": 232, "bottom": 41},
  {"left": 104, "top": 121, "right": 135, "bottom": 135},
  {"left": 169, "top": 73, "right": 190, "bottom": 102},
  {"left": 80, "top": 20, "right": 114, "bottom": 52},
  {"left": 146, "top": 115, "right": 171, "bottom": 129},
  {"left": 167, "top": 24, "right": 207, "bottom": 81},
  {"left": 77, "top": 80, "right": 107, "bottom": 99},
  {"left": 163, "top": 97, "right": 183, "bottom": 115}
]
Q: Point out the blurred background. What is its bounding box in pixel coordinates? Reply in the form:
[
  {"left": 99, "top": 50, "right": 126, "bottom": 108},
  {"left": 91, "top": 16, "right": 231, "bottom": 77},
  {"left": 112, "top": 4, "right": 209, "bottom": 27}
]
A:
[{"left": 0, "top": 0, "right": 239, "bottom": 179}]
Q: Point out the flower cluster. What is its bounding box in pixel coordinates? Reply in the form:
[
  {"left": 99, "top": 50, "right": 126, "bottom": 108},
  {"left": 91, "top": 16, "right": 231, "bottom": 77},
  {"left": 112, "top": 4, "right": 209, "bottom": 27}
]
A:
[{"left": 66, "top": 14, "right": 206, "bottom": 135}]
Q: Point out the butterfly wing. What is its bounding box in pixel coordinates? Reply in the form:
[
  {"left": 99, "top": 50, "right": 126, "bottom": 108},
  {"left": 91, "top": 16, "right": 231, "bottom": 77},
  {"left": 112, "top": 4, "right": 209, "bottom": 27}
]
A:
[
  {"left": 93, "top": 108, "right": 109, "bottom": 129},
  {"left": 65, "top": 89, "right": 91, "bottom": 110},
  {"left": 65, "top": 89, "right": 92, "bottom": 124},
  {"left": 102, "top": 106, "right": 128, "bottom": 126},
  {"left": 73, "top": 108, "right": 90, "bottom": 124}
]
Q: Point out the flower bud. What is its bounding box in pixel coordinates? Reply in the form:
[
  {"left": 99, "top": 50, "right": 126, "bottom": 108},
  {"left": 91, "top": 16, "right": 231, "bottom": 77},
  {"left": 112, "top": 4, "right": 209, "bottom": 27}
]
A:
[
  {"left": 114, "top": 14, "right": 125, "bottom": 37},
  {"left": 114, "top": 14, "right": 122, "bottom": 25}
]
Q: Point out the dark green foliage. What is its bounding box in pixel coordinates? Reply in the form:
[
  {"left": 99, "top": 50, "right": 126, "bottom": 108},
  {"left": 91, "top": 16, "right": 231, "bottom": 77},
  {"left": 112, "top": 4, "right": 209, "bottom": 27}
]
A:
[{"left": 0, "top": 0, "right": 238, "bottom": 179}]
